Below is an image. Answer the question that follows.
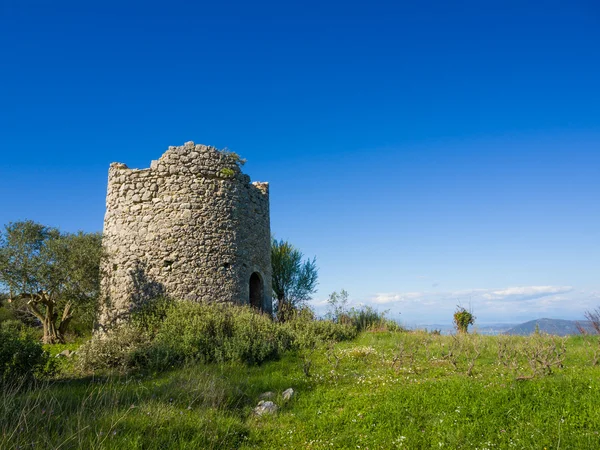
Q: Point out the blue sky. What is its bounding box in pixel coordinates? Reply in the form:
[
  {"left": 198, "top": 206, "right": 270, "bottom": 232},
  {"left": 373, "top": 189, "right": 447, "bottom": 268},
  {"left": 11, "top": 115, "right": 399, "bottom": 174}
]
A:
[{"left": 1, "top": 1, "right": 599, "bottom": 325}]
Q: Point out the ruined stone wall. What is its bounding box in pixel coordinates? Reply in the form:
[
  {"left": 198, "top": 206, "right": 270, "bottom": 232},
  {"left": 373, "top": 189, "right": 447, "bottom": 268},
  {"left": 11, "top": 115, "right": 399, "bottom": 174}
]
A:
[{"left": 99, "top": 141, "right": 271, "bottom": 329}]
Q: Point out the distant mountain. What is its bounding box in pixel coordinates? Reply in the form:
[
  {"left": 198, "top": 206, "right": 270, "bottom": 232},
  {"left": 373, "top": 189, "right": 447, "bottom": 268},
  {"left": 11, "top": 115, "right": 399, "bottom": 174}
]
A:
[
  {"left": 504, "top": 318, "right": 594, "bottom": 336},
  {"left": 474, "top": 323, "right": 519, "bottom": 335}
]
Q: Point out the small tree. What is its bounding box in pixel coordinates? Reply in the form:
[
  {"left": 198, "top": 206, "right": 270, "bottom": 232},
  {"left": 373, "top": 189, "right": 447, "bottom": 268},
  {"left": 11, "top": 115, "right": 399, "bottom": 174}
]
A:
[
  {"left": 327, "top": 289, "right": 350, "bottom": 324},
  {"left": 0, "top": 221, "right": 102, "bottom": 343},
  {"left": 271, "top": 238, "right": 318, "bottom": 322},
  {"left": 453, "top": 306, "right": 475, "bottom": 334}
]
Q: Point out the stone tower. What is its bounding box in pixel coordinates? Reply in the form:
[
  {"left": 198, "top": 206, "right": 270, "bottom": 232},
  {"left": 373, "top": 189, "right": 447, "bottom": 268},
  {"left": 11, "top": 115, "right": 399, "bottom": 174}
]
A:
[{"left": 98, "top": 141, "right": 271, "bottom": 329}]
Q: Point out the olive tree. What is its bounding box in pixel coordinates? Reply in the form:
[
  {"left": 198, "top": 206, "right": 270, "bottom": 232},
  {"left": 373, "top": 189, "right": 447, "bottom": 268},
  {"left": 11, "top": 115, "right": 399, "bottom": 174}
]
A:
[
  {"left": 271, "top": 238, "right": 318, "bottom": 322},
  {"left": 0, "top": 221, "right": 102, "bottom": 343}
]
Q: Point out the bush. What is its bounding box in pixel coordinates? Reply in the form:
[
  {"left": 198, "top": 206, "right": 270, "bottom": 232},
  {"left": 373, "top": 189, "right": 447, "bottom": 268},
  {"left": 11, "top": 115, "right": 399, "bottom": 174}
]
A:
[
  {"left": 454, "top": 306, "right": 475, "bottom": 333},
  {"left": 0, "top": 305, "right": 15, "bottom": 323},
  {"left": 347, "top": 306, "right": 386, "bottom": 332},
  {"left": 129, "top": 295, "right": 173, "bottom": 334},
  {"left": 155, "top": 302, "right": 290, "bottom": 365},
  {"left": 79, "top": 301, "right": 364, "bottom": 374},
  {"left": 229, "top": 306, "right": 294, "bottom": 364},
  {"left": 0, "top": 319, "right": 26, "bottom": 334},
  {"left": 284, "top": 307, "right": 358, "bottom": 346},
  {"left": 379, "top": 319, "right": 405, "bottom": 333},
  {"left": 306, "top": 320, "right": 357, "bottom": 342},
  {"left": 77, "top": 325, "right": 153, "bottom": 372},
  {"left": 0, "top": 326, "right": 51, "bottom": 384}
]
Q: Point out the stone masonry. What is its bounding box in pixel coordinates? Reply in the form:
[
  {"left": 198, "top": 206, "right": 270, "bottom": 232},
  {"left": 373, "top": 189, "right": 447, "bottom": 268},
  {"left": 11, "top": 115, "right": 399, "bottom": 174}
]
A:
[{"left": 98, "top": 141, "right": 271, "bottom": 329}]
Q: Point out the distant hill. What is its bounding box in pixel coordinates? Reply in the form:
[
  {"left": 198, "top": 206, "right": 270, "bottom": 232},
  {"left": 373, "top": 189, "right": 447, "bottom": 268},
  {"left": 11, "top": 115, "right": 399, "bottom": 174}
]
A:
[
  {"left": 504, "top": 318, "right": 594, "bottom": 336},
  {"left": 475, "top": 323, "right": 519, "bottom": 335}
]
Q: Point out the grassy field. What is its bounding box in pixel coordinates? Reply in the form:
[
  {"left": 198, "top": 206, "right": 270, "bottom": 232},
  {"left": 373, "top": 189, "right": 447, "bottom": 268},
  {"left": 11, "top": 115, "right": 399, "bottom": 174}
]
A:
[{"left": 2, "top": 331, "right": 600, "bottom": 449}]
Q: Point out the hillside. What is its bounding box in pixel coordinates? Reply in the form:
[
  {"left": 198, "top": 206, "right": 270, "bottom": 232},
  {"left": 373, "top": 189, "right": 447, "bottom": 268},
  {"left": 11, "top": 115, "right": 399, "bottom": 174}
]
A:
[
  {"left": 504, "top": 318, "right": 594, "bottom": 336},
  {"left": 4, "top": 331, "right": 600, "bottom": 449}
]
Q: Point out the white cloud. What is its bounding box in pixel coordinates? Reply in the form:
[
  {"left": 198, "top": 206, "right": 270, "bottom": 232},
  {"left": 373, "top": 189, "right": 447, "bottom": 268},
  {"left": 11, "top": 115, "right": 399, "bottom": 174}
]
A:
[
  {"left": 482, "top": 286, "right": 573, "bottom": 301},
  {"left": 371, "top": 292, "right": 425, "bottom": 304},
  {"left": 359, "top": 285, "right": 593, "bottom": 324}
]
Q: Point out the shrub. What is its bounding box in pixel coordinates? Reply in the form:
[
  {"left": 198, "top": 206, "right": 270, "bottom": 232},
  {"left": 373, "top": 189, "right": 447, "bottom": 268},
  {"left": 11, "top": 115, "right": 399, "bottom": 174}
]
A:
[
  {"left": 284, "top": 307, "right": 358, "bottom": 346},
  {"left": 326, "top": 291, "right": 401, "bottom": 333},
  {"left": 79, "top": 300, "right": 364, "bottom": 374},
  {"left": 0, "top": 319, "right": 26, "bottom": 334},
  {"left": 308, "top": 320, "right": 358, "bottom": 342},
  {"left": 219, "top": 167, "right": 235, "bottom": 178},
  {"left": 348, "top": 306, "right": 386, "bottom": 332},
  {"left": 0, "top": 326, "right": 51, "bottom": 384},
  {"left": 77, "top": 296, "right": 175, "bottom": 372},
  {"left": 0, "top": 304, "right": 15, "bottom": 323},
  {"left": 129, "top": 295, "right": 172, "bottom": 334},
  {"left": 228, "top": 306, "right": 293, "bottom": 364},
  {"left": 327, "top": 289, "right": 350, "bottom": 323},
  {"left": 155, "top": 302, "right": 235, "bottom": 364},
  {"left": 453, "top": 306, "right": 475, "bottom": 333},
  {"left": 378, "top": 319, "right": 405, "bottom": 333},
  {"left": 155, "top": 302, "right": 290, "bottom": 365},
  {"left": 77, "top": 325, "right": 153, "bottom": 372}
]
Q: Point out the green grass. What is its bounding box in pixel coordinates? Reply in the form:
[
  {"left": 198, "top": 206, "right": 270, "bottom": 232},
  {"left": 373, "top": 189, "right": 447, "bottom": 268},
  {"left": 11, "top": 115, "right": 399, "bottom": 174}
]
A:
[{"left": 3, "top": 332, "right": 600, "bottom": 449}]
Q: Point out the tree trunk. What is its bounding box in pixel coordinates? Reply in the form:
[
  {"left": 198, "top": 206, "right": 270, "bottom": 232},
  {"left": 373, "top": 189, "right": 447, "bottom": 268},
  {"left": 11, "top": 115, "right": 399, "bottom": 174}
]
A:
[
  {"left": 57, "top": 301, "right": 73, "bottom": 339},
  {"left": 40, "top": 300, "right": 63, "bottom": 344},
  {"left": 13, "top": 292, "right": 66, "bottom": 344},
  {"left": 42, "top": 317, "right": 62, "bottom": 344},
  {"left": 25, "top": 294, "right": 65, "bottom": 344}
]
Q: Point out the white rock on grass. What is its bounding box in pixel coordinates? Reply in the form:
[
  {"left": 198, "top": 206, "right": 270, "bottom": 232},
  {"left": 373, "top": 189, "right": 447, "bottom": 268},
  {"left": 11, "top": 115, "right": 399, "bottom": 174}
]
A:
[
  {"left": 253, "top": 400, "right": 278, "bottom": 416},
  {"left": 55, "top": 349, "right": 72, "bottom": 358},
  {"left": 282, "top": 388, "right": 295, "bottom": 401}
]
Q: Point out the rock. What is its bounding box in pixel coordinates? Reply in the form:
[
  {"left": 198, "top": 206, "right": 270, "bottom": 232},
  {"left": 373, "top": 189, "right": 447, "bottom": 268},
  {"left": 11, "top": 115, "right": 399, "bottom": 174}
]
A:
[
  {"left": 56, "top": 349, "right": 72, "bottom": 358},
  {"left": 282, "top": 388, "right": 295, "bottom": 401},
  {"left": 253, "top": 400, "right": 278, "bottom": 416},
  {"left": 259, "top": 391, "right": 275, "bottom": 400}
]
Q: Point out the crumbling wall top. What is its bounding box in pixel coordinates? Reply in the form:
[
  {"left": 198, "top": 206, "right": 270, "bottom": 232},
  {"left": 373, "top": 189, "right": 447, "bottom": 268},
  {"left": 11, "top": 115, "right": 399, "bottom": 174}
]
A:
[{"left": 107, "top": 141, "right": 260, "bottom": 184}]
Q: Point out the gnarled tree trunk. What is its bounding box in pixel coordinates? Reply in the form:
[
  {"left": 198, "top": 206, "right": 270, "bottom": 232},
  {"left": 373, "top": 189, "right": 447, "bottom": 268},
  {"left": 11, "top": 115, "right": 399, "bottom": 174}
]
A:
[{"left": 14, "top": 292, "right": 70, "bottom": 344}]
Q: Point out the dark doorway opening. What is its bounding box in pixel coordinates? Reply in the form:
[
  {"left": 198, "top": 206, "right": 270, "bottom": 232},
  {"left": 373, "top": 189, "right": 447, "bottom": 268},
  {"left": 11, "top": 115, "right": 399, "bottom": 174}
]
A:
[{"left": 249, "top": 272, "right": 263, "bottom": 310}]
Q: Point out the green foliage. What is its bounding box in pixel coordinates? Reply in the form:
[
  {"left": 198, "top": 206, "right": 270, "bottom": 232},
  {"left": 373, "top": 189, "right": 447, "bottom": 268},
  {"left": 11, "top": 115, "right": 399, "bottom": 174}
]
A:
[
  {"left": 129, "top": 295, "right": 173, "bottom": 334},
  {"left": 77, "top": 325, "right": 153, "bottom": 372},
  {"left": 78, "top": 295, "right": 172, "bottom": 373},
  {"left": 220, "top": 149, "right": 247, "bottom": 166},
  {"left": 453, "top": 305, "right": 475, "bottom": 333},
  {"left": 326, "top": 289, "right": 350, "bottom": 323},
  {"left": 347, "top": 305, "right": 388, "bottom": 332},
  {"left": 227, "top": 306, "right": 294, "bottom": 365},
  {"left": 155, "top": 302, "right": 290, "bottom": 366},
  {"left": 0, "top": 325, "right": 52, "bottom": 384},
  {"left": 79, "top": 301, "right": 361, "bottom": 374},
  {"left": 216, "top": 149, "right": 246, "bottom": 178},
  {"left": 219, "top": 167, "right": 235, "bottom": 178},
  {"left": 283, "top": 307, "right": 358, "bottom": 347},
  {"left": 0, "top": 220, "right": 102, "bottom": 343},
  {"left": 271, "top": 238, "right": 318, "bottom": 321},
  {"left": 0, "top": 293, "right": 16, "bottom": 323},
  {"left": 327, "top": 290, "right": 402, "bottom": 333},
  {"left": 0, "top": 221, "right": 60, "bottom": 296}
]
